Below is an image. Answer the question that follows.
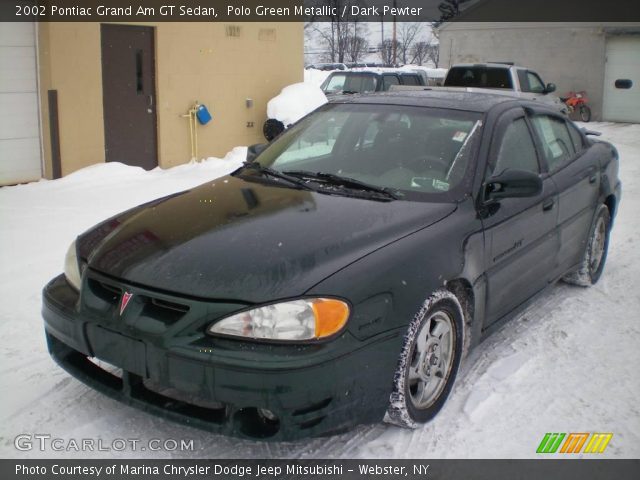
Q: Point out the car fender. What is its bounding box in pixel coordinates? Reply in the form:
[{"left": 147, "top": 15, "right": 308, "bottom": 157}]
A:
[{"left": 306, "top": 200, "right": 484, "bottom": 342}]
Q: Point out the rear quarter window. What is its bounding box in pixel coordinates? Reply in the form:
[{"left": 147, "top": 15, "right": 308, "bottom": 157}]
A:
[
  {"left": 445, "top": 67, "right": 513, "bottom": 89},
  {"left": 567, "top": 122, "right": 586, "bottom": 152}
]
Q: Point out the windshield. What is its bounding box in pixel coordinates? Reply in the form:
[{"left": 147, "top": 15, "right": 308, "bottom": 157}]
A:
[{"left": 253, "top": 103, "right": 483, "bottom": 201}]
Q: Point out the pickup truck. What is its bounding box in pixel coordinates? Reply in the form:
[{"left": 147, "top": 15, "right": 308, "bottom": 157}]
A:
[{"left": 443, "top": 63, "right": 568, "bottom": 114}]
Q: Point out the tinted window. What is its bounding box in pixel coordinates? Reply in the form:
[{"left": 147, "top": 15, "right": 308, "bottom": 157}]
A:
[
  {"left": 445, "top": 66, "right": 513, "bottom": 89},
  {"left": 531, "top": 115, "right": 576, "bottom": 171},
  {"left": 401, "top": 75, "right": 420, "bottom": 86},
  {"left": 322, "top": 73, "right": 378, "bottom": 94},
  {"left": 382, "top": 75, "right": 400, "bottom": 91},
  {"left": 490, "top": 118, "right": 539, "bottom": 176}
]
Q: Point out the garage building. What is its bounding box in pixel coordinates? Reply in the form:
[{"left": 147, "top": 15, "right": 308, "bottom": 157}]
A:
[{"left": 438, "top": 22, "right": 640, "bottom": 123}]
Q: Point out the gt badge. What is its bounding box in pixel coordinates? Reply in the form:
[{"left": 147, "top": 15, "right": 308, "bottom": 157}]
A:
[{"left": 119, "top": 292, "right": 133, "bottom": 316}]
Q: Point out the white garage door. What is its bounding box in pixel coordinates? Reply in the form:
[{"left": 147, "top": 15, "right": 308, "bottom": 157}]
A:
[
  {"left": 603, "top": 36, "right": 640, "bottom": 123},
  {"left": 0, "top": 22, "right": 41, "bottom": 185}
]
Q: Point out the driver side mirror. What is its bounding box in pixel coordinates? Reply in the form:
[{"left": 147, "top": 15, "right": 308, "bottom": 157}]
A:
[
  {"left": 246, "top": 143, "right": 268, "bottom": 163},
  {"left": 544, "top": 83, "right": 556, "bottom": 94},
  {"left": 485, "top": 169, "right": 542, "bottom": 200}
]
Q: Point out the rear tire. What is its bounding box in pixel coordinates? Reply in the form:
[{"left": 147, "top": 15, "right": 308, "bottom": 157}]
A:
[
  {"left": 579, "top": 105, "right": 591, "bottom": 122},
  {"left": 385, "top": 290, "right": 464, "bottom": 428},
  {"left": 563, "top": 204, "right": 610, "bottom": 286}
]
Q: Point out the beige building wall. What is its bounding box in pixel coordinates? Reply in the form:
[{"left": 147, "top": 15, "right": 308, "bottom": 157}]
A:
[{"left": 38, "top": 22, "right": 303, "bottom": 177}]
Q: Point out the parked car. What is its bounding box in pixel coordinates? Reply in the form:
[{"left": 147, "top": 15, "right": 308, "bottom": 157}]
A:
[
  {"left": 444, "top": 63, "right": 568, "bottom": 113},
  {"left": 43, "top": 90, "right": 620, "bottom": 441},
  {"left": 264, "top": 71, "right": 426, "bottom": 141},
  {"left": 320, "top": 70, "right": 426, "bottom": 96}
]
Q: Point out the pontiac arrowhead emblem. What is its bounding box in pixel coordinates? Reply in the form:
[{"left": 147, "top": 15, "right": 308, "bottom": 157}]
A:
[{"left": 119, "top": 292, "right": 133, "bottom": 316}]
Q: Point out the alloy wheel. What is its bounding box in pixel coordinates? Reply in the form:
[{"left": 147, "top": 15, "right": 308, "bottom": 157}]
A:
[{"left": 408, "top": 310, "right": 455, "bottom": 409}]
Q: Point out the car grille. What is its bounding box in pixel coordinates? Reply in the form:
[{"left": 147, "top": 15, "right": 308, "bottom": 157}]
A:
[{"left": 84, "top": 273, "right": 190, "bottom": 329}]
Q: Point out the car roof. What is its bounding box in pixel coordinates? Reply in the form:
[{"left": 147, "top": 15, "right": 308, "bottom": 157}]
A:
[
  {"left": 450, "top": 63, "right": 519, "bottom": 70},
  {"left": 327, "top": 70, "right": 420, "bottom": 76},
  {"left": 329, "top": 89, "right": 521, "bottom": 113}
]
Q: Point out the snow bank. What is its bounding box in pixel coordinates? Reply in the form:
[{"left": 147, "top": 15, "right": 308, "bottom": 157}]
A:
[
  {"left": 266, "top": 82, "right": 327, "bottom": 125},
  {"left": 400, "top": 65, "right": 448, "bottom": 79},
  {"left": 303, "top": 68, "right": 333, "bottom": 86}
]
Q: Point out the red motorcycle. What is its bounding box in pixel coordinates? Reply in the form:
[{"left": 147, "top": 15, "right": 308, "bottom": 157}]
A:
[{"left": 561, "top": 91, "right": 591, "bottom": 122}]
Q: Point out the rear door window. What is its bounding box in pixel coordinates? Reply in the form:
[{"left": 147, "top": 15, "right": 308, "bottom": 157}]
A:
[
  {"left": 567, "top": 122, "right": 585, "bottom": 153},
  {"left": 401, "top": 75, "right": 420, "bottom": 86},
  {"left": 530, "top": 115, "right": 576, "bottom": 171},
  {"left": 382, "top": 75, "right": 400, "bottom": 91}
]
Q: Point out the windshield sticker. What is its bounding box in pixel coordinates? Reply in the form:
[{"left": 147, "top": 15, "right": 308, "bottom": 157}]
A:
[
  {"left": 452, "top": 131, "right": 468, "bottom": 142},
  {"left": 432, "top": 179, "right": 450, "bottom": 191}
]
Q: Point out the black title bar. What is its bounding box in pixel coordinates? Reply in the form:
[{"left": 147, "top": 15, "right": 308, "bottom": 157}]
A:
[{"left": 3, "top": 0, "right": 640, "bottom": 22}]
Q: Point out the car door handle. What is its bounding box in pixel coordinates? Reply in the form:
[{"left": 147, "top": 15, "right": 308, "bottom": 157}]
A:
[
  {"left": 542, "top": 198, "right": 555, "bottom": 211},
  {"left": 589, "top": 174, "right": 597, "bottom": 184}
]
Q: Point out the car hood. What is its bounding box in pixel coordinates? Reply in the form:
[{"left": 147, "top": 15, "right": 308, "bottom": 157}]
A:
[{"left": 79, "top": 175, "right": 456, "bottom": 303}]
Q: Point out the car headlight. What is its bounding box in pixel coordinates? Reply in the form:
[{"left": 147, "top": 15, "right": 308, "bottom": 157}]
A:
[
  {"left": 64, "top": 239, "right": 82, "bottom": 291},
  {"left": 207, "top": 298, "right": 350, "bottom": 341}
]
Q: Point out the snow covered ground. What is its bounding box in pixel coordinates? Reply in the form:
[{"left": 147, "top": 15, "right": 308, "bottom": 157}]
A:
[{"left": 0, "top": 124, "right": 639, "bottom": 459}]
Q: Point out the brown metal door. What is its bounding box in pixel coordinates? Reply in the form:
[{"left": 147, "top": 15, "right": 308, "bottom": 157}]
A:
[{"left": 101, "top": 25, "right": 157, "bottom": 170}]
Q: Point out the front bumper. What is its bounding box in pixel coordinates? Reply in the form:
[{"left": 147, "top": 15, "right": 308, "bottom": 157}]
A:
[{"left": 42, "top": 273, "right": 402, "bottom": 440}]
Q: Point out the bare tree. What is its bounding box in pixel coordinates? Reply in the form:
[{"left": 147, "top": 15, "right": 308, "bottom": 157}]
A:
[
  {"left": 378, "top": 39, "right": 400, "bottom": 66},
  {"left": 396, "top": 23, "right": 422, "bottom": 65},
  {"left": 428, "top": 22, "right": 441, "bottom": 68},
  {"left": 427, "top": 43, "right": 440, "bottom": 68},
  {"left": 346, "top": 34, "right": 369, "bottom": 63},
  {"left": 307, "top": 0, "right": 367, "bottom": 63},
  {"left": 408, "top": 27, "right": 440, "bottom": 67},
  {"left": 411, "top": 41, "right": 430, "bottom": 66}
]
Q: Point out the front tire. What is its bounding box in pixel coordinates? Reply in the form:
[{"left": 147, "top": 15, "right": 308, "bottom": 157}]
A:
[
  {"left": 563, "top": 204, "right": 610, "bottom": 286},
  {"left": 385, "top": 290, "right": 464, "bottom": 428}
]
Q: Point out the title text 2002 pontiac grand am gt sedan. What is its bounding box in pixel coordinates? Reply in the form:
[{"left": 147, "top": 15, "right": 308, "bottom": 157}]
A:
[{"left": 43, "top": 91, "right": 620, "bottom": 440}]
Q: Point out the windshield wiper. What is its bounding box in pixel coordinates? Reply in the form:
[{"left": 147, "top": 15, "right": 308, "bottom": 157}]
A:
[
  {"left": 283, "top": 170, "right": 400, "bottom": 200},
  {"left": 238, "top": 162, "right": 313, "bottom": 190}
]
